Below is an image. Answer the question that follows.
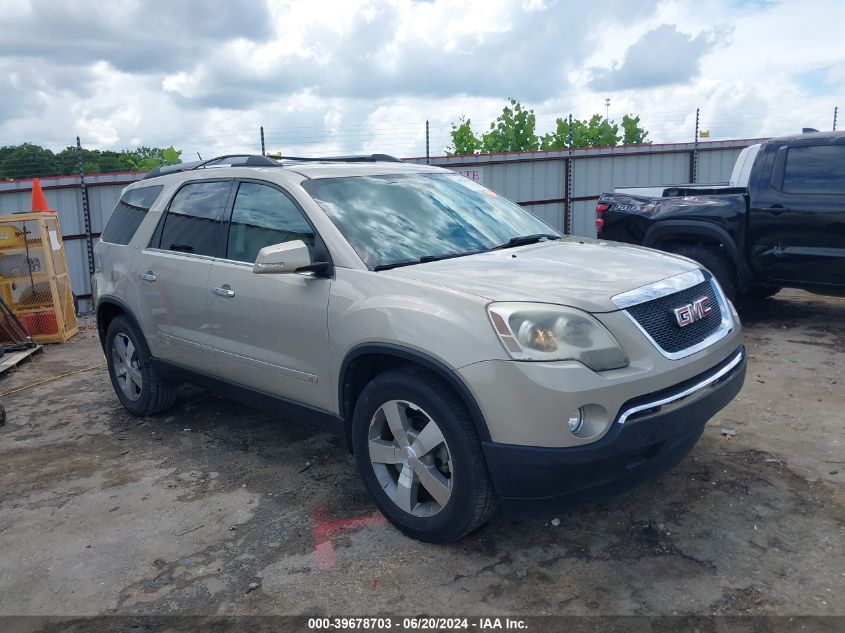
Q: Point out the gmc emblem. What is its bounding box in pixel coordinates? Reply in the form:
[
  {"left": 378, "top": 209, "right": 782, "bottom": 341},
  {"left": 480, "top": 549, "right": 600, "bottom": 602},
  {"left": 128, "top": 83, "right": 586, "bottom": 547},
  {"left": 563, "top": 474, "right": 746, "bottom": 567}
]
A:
[{"left": 673, "top": 296, "right": 712, "bottom": 327}]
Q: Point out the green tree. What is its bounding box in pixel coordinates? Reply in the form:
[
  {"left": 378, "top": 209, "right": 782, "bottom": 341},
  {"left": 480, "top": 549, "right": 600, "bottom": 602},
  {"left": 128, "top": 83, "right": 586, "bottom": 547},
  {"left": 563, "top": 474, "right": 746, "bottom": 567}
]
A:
[
  {"left": 621, "top": 114, "right": 650, "bottom": 145},
  {"left": 541, "top": 115, "right": 621, "bottom": 149},
  {"left": 446, "top": 101, "right": 651, "bottom": 153},
  {"left": 0, "top": 143, "right": 59, "bottom": 179},
  {"left": 121, "top": 146, "right": 182, "bottom": 171},
  {"left": 480, "top": 98, "right": 540, "bottom": 153},
  {"left": 0, "top": 144, "right": 183, "bottom": 180},
  {"left": 446, "top": 117, "right": 482, "bottom": 155}
]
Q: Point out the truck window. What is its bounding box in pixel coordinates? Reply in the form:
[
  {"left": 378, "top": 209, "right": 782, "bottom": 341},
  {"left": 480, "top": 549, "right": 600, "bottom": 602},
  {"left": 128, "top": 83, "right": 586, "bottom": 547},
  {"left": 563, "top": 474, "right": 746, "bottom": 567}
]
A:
[{"left": 783, "top": 145, "right": 845, "bottom": 194}]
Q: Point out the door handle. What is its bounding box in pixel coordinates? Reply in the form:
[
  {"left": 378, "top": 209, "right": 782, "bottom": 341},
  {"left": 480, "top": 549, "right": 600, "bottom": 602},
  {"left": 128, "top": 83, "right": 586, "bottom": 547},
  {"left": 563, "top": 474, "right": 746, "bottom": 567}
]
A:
[
  {"left": 139, "top": 271, "right": 156, "bottom": 282},
  {"left": 212, "top": 285, "right": 236, "bottom": 298},
  {"left": 767, "top": 204, "right": 786, "bottom": 215}
]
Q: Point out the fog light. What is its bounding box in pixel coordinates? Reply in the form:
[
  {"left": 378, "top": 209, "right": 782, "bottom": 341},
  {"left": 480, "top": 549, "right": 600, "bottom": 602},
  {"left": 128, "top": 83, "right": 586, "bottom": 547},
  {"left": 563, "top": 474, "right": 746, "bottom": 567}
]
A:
[{"left": 567, "top": 408, "right": 585, "bottom": 434}]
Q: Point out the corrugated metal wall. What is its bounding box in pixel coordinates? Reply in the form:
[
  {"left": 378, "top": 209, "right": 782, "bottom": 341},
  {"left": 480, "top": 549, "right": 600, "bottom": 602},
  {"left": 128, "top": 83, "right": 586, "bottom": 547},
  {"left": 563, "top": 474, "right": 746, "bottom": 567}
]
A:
[
  {"left": 412, "top": 138, "right": 764, "bottom": 238},
  {"left": 0, "top": 139, "right": 763, "bottom": 310}
]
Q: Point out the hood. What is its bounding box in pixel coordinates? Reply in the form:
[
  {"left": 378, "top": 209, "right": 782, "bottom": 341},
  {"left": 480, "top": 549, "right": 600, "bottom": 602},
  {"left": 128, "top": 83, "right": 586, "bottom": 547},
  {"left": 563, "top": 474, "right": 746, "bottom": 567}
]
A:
[{"left": 385, "top": 237, "right": 699, "bottom": 312}]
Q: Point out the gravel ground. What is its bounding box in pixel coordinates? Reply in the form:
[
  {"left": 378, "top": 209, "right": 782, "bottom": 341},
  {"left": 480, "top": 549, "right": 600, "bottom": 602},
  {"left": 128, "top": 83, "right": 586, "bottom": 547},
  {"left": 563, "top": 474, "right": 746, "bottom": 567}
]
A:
[{"left": 0, "top": 289, "right": 842, "bottom": 618}]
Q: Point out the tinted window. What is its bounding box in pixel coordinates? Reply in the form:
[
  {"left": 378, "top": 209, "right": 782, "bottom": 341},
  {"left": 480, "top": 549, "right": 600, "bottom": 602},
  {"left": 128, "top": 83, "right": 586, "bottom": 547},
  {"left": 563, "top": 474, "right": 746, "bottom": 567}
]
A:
[
  {"left": 101, "top": 185, "right": 163, "bottom": 245},
  {"left": 226, "top": 182, "right": 315, "bottom": 263},
  {"left": 783, "top": 145, "right": 845, "bottom": 194},
  {"left": 158, "top": 181, "right": 230, "bottom": 256},
  {"left": 302, "top": 173, "right": 558, "bottom": 269}
]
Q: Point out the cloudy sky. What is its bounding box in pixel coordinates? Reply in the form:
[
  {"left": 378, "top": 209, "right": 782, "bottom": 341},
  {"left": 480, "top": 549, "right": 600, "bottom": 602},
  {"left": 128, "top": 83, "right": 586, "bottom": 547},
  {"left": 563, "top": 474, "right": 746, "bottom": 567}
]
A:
[{"left": 0, "top": 0, "right": 841, "bottom": 159}]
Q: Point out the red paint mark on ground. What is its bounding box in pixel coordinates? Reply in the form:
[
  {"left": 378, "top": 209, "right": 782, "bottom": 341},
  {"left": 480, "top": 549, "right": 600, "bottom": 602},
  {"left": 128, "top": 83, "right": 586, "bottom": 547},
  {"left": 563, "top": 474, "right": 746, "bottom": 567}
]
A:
[{"left": 311, "top": 507, "right": 386, "bottom": 570}]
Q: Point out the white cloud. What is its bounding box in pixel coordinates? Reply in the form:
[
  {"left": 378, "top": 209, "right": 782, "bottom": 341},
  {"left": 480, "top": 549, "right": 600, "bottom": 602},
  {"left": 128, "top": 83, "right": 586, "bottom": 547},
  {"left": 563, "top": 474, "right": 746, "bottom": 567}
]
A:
[{"left": 0, "top": 0, "right": 841, "bottom": 160}]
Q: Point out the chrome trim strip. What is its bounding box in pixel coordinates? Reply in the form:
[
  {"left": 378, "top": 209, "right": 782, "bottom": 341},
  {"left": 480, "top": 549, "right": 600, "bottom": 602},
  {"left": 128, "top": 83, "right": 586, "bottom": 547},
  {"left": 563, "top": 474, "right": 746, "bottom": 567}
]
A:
[
  {"left": 611, "top": 269, "right": 705, "bottom": 309},
  {"left": 144, "top": 248, "right": 216, "bottom": 262},
  {"left": 621, "top": 273, "right": 734, "bottom": 360},
  {"left": 213, "top": 258, "right": 253, "bottom": 268},
  {"left": 617, "top": 349, "right": 744, "bottom": 425},
  {"left": 215, "top": 348, "right": 319, "bottom": 383}
]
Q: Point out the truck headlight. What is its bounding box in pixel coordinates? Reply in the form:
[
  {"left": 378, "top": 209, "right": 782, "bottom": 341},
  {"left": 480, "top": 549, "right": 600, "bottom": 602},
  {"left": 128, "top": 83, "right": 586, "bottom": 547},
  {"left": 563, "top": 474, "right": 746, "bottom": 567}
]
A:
[{"left": 487, "top": 302, "right": 629, "bottom": 371}]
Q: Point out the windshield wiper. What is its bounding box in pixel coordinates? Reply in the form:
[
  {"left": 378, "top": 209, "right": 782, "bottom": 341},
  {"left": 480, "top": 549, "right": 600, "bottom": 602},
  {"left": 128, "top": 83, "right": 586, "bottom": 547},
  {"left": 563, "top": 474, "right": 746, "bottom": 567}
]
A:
[
  {"left": 373, "top": 250, "right": 484, "bottom": 271},
  {"left": 489, "top": 233, "right": 562, "bottom": 251}
]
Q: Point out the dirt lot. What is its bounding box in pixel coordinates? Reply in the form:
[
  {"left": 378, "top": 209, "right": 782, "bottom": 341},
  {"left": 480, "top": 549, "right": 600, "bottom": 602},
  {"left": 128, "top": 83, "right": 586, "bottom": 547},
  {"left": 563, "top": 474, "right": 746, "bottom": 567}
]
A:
[{"left": 0, "top": 290, "right": 843, "bottom": 618}]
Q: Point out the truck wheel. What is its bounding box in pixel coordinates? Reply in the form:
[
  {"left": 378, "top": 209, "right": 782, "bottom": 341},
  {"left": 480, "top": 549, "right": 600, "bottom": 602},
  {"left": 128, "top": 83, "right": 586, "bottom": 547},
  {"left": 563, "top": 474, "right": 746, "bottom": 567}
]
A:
[
  {"left": 351, "top": 367, "right": 498, "bottom": 543},
  {"left": 741, "top": 285, "right": 781, "bottom": 300},
  {"left": 105, "top": 316, "right": 178, "bottom": 416},
  {"left": 671, "top": 245, "right": 737, "bottom": 301}
]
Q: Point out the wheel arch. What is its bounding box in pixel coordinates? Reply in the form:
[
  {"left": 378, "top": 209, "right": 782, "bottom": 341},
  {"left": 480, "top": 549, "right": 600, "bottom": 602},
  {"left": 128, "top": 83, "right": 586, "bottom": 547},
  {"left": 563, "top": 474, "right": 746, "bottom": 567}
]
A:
[
  {"left": 96, "top": 296, "right": 143, "bottom": 351},
  {"left": 338, "top": 343, "right": 492, "bottom": 452},
  {"left": 643, "top": 220, "right": 755, "bottom": 286}
]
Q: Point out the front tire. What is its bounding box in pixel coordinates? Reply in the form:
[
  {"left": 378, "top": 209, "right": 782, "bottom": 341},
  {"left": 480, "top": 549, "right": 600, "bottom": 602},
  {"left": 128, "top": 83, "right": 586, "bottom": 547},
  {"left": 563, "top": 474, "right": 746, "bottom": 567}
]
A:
[
  {"left": 741, "top": 285, "right": 781, "bottom": 300},
  {"left": 670, "top": 244, "right": 738, "bottom": 301},
  {"left": 105, "top": 316, "right": 178, "bottom": 416},
  {"left": 351, "top": 367, "right": 498, "bottom": 542}
]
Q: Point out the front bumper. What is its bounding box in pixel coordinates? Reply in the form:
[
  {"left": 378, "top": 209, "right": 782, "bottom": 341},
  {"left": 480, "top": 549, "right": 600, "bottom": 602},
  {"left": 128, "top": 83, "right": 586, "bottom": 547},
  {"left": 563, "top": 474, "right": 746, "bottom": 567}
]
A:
[{"left": 482, "top": 346, "right": 746, "bottom": 517}]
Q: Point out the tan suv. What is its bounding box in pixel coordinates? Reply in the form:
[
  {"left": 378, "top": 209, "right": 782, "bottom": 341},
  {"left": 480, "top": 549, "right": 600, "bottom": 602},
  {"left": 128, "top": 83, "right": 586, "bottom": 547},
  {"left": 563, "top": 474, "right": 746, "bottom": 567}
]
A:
[{"left": 93, "top": 154, "right": 746, "bottom": 542}]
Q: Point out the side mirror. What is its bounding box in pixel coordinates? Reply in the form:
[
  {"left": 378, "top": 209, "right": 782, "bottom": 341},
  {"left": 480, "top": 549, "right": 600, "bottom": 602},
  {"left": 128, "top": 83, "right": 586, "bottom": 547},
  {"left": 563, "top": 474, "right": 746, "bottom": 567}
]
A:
[{"left": 253, "top": 240, "right": 311, "bottom": 274}]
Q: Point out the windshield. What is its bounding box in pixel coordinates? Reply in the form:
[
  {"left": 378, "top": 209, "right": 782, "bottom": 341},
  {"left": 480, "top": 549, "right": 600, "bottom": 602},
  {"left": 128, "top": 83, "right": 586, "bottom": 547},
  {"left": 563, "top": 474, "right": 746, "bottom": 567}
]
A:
[{"left": 302, "top": 173, "right": 560, "bottom": 269}]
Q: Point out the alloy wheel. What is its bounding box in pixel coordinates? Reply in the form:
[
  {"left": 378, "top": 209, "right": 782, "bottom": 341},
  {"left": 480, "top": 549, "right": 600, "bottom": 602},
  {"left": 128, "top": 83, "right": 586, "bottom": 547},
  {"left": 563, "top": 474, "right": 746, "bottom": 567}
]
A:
[
  {"left": 112, "top": 332, "right": 143, "bottom": 401},
  {"left": 367, "top": 399, "right": 454, "bottom": 517}
]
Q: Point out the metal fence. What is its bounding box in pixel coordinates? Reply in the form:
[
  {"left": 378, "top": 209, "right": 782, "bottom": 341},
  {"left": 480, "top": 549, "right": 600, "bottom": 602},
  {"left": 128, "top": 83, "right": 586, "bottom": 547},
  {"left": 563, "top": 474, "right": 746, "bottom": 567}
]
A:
[
  {"left": 0, "top": 172, "right": 143, "bottom": 312},
  {"left": 0, "top": 137, "right": 763, "bottom": 312},
  {"left": 406, "top": 137, "right": 763, "bottom": 237}
]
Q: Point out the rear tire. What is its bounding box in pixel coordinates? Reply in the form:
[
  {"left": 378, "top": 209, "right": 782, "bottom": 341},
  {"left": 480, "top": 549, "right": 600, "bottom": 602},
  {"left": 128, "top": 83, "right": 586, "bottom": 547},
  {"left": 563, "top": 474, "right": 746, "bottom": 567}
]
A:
[
  {"left": 670, "top": 244, "right": 737, "bottom": 301},
  {"left": 105, "top": 316, "right": 178, "bottom": 416},
  {"left": 351, "top": 366, "right": 498, "bottom": 543}
]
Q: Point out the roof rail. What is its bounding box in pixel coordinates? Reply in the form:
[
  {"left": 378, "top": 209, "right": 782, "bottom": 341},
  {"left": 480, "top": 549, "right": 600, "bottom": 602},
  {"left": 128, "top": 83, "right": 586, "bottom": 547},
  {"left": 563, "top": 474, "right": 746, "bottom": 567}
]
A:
[
  {"left": 143, "top": 154, "right": 280, "bottom": 179},
  {"left": 274, "top": 154, "right": 402, "bottom": 163},
  {"left": 142, "top": 152, "right": 402, "bottom": 179},
  {"left": 193, "top": 154, "right": 279, "bottom": 168}
]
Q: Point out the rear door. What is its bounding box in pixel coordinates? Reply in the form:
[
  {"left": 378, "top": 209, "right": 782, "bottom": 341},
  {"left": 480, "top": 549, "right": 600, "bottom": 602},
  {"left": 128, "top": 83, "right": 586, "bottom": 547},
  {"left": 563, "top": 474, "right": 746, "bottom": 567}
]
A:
[
  {"left": 748, "top": 142, "right": 845, "bottom": 287},
  {"left": 209, "top": 180, "right": 333, "bottom": 411},
  {"left": 136, "top": 179, "right": 232, "bottom": 372}
]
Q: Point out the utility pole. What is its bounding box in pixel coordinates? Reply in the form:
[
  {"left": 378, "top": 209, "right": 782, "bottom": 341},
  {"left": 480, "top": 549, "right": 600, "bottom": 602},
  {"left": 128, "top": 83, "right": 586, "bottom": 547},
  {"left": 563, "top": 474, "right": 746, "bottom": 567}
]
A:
[
  {"left": 425, "top": 119, "right": 430, "bottom": 164},
  {"left": 692, "top": 108, "right": 700, "bottom": 184},
  {"left": 566, "top": 114, "right": 574, "bottom": 235},
  {"left": 260, "top": 126, "right": 266, "bottom": 156},
  {"left": 834, "top": 106, "right": 839, "bottom": 131},
  {"left": 605, "top": 98, "right": 610, "bottom": 121},
  {"left": 75, "top": 136, "right": 95, "bottom": 276}
]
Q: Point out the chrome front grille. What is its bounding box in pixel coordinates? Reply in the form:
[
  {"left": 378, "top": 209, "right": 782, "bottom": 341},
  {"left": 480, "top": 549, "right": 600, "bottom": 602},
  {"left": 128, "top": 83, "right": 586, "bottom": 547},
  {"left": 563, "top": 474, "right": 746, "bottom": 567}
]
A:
[
  {"left": 626, "top": 279, "right": 722, "bottom": 353},
  {"left": 612, "top": 269, "right": 734, "bottom": 360}
]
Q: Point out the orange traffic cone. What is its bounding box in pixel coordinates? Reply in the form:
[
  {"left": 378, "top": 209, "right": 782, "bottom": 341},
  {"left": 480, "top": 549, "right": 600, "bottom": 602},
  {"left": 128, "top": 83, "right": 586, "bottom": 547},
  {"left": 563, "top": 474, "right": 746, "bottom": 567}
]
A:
[{"left": 31, "top": 178, "right": 52, "bottom": 212}]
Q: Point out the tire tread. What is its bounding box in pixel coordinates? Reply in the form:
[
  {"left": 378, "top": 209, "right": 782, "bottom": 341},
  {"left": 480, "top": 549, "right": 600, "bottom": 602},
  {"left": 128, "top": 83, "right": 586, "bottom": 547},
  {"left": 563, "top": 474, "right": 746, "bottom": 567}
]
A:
[
  {"left": 106, "top": 315, "right": 178, "bottom": 416},
  {"left": 353, "top": 365, "right": 498, "bottom": 542}
]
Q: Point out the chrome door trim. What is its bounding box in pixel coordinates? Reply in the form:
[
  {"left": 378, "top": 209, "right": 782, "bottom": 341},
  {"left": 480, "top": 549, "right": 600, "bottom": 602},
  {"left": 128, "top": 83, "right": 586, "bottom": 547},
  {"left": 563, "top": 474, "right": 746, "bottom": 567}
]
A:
[
  {"left": 143, "top": 247, "right": 217, "bottom": 262},
  {"left": 214, "top": 348, "right": 319, "bottom": 383}
]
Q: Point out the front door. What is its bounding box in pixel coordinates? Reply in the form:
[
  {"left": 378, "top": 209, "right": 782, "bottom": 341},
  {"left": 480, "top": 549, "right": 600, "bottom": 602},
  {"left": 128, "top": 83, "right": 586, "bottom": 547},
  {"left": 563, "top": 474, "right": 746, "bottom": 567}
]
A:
[
  {"left": 749, "top": 143, "right": 845, "bottom": 287},
  {"left": 136, "top": 179, "right": 232, "bottom": 372},
  {"left": 209, "top": 181, "right": 333, "bottom": 411}
]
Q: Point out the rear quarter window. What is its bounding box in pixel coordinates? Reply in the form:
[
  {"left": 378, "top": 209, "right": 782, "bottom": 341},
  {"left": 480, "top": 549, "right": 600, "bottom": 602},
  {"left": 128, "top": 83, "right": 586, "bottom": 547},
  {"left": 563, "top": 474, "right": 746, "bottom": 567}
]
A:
[{"left": 101, "top": 185, "right": 164, "bottom": 245}]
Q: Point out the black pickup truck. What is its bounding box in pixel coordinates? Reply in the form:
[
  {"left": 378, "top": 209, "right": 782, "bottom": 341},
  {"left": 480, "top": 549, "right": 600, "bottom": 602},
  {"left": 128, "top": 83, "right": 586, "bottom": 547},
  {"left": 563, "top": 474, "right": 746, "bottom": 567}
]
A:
[{"left": 596, "top": 131, "right": 845, "bottom": 300}]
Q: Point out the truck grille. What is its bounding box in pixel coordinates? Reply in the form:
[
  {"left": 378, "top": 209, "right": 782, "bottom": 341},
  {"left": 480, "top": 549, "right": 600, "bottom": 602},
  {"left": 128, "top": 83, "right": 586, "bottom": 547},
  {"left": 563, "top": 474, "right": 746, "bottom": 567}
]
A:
[{"left": 626, "top": 279, "right": 723, "bottom": 354}]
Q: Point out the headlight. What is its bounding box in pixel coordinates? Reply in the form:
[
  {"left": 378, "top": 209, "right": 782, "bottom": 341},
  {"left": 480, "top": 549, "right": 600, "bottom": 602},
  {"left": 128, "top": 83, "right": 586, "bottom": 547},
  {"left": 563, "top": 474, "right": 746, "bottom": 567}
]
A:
[{"left": 487, "top": 302, "right": 629, "bottom": 371}]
